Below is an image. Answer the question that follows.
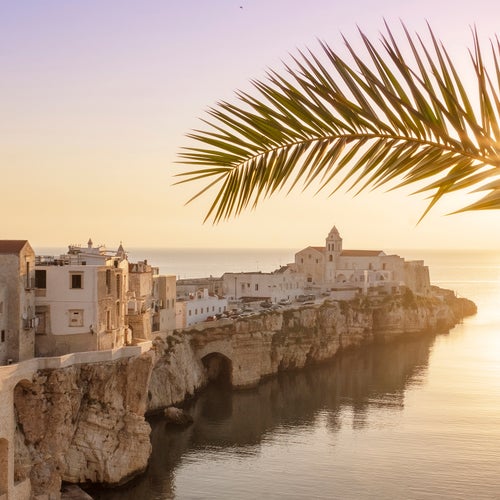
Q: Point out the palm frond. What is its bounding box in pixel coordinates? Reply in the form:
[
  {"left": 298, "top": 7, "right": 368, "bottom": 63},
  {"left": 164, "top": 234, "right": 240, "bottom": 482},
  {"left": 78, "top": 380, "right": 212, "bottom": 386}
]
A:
[{"left": 176, "top": 23, "right": 500, "bottom": 223}]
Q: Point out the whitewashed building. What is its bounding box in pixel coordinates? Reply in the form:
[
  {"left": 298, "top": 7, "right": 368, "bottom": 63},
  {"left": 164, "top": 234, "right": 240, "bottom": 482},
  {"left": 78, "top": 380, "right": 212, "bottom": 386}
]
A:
[
  {"left": 222, "top": 265, "right": 307, "bottom": 303},
  {"left": 175, "top": 289, "right": 228, "bottom": 329},
  {"left": 34, "top": 240, "right": 129, "bottom": 355}
]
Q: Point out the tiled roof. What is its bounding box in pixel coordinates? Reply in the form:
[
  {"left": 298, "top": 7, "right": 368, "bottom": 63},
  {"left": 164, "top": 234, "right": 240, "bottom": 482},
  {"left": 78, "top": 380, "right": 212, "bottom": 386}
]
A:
[
  {"left": 274, "top": 265, "right": 290, "bottom": 274},
  {"left": 340, "top": 250, "right": 384, "bottom": 257},
  {"left": 0, "top": 240, "right": 29, "bottom": 254}
]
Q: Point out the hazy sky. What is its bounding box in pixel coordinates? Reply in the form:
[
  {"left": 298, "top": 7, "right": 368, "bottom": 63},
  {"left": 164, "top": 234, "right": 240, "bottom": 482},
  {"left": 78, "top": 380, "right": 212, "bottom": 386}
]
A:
[{"left": 2, "top": 0, "right": 500, "bottom": 250}]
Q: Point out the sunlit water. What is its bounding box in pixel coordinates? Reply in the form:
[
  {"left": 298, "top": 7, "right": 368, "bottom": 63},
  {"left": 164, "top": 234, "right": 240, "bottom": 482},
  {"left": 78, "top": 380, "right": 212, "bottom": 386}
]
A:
[{"left": 82, "top": 249, "right": 500, "bottom": 500}]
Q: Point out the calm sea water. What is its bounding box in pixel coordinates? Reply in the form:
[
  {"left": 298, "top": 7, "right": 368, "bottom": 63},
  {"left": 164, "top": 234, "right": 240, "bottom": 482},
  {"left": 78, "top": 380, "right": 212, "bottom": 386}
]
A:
[{"left": 77, "top": 249, "right": 500, "bottom": 500}]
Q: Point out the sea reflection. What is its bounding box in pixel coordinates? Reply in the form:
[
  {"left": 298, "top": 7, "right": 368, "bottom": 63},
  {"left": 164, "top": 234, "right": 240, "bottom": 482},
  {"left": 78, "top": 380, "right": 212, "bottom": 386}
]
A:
[{"left": 89, "top": 333, "right": 436, "bottom": 499}]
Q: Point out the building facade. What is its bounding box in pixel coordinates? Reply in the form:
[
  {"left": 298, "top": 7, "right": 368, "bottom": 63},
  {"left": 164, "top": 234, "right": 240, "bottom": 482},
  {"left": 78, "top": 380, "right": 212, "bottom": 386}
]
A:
[
  {"left": 126, "top": 260, "right": 176, "bottom": 341},
  {"left": 0, "top": 241, "right": 36, "bottom": 364},
  {"left": 34, "top": 240, "right": 129, "bottom": 355},
  {"left": 222, "top": 266, "right": 307, "bottom": 303},
  {"left": 175, "top": 289, "right": 228, "bottom": 329},
  {"left": 294, "top": 226, "right": 431, "bottom": 295}
]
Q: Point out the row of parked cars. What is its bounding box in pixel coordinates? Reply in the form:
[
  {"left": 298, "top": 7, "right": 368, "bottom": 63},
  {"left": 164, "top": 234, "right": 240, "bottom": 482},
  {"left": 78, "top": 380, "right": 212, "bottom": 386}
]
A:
[{"left": 204, "top": 294, "right": 318, "bottom": 322}]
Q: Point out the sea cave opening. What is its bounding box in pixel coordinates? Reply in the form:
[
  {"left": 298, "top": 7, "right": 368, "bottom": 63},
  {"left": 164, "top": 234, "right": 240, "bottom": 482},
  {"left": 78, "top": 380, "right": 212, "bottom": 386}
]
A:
[{"left": 201, "top": 352, "right": 232, "bottom": 386}]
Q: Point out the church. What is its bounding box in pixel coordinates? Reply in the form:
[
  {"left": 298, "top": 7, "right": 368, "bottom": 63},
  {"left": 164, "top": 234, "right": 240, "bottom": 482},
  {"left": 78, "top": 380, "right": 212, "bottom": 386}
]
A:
[{"left": 294, "top": 226, "right": 431, "bottom": 296}]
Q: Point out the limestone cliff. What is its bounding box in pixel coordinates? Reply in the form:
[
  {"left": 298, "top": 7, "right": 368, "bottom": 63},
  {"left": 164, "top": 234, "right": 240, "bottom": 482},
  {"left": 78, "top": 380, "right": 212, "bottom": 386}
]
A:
[
  {"left": 13, "top": 289, "right": 475, "bottom": 497},
  {"left": 14, "top": 355, "right": 153, "bottom": 498}
]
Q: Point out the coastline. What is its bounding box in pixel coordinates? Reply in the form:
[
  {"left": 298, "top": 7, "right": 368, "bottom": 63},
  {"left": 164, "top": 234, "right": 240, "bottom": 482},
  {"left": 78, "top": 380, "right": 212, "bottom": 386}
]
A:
[{"left": 8, "top": 287, "right": 476, "bottom": 498}]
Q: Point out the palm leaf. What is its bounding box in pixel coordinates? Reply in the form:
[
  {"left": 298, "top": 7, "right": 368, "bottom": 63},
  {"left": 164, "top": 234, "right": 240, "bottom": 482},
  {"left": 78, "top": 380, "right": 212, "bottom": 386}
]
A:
[{"left": 177, "top": 23, "right": 500, "bottom": 223}]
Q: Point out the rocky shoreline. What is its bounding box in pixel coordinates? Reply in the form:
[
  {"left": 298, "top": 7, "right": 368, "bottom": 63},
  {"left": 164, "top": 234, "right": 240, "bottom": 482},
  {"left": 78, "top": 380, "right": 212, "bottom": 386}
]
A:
[{"left": 14, "top": 288, "right": 476, "bottom": 497}]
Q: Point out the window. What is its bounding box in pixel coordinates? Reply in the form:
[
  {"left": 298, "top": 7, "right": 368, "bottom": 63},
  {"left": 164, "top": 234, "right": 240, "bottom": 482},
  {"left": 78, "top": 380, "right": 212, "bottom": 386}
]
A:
[
  {"left": 68, "top": 309, "right": 84, "bottom": 327},
  {"left": 329, "top": 255, "right": 333, "bottom": 262},
  {"left": 106, "top": 270, "right": 111, "bottom": 294},
  {"left": 35, "top": 270, "right": 47, "bottom": 289},
  {"left": 189, "top": 310, "right": 192, "bottom": 316},
  {"left": 116, "top": 275, "right": 121, "bottom": 297},
  {"left": 195, "top": 308, "right": 198, "bottom": 314},
  {"left": 70, "top": 273, "right": 83, "bottom": 289},
  {"left": 0, "top": 302, "right": 3, "bottom": 314},
  {"left": 106, "top": 310, "right": 111, "bottom": 330},
  {"left": 255, "top": 284, "right": 259, "bottom": 291},
  {"left": 26, "top": 261, "right": 30, "bottom": 288},
  {"left": 1, "top": 330, "right": 5, "bottom": 342}
]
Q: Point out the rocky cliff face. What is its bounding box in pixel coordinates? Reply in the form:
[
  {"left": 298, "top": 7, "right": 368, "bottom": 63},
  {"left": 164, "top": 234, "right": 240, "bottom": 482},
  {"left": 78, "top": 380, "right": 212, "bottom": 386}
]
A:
[
  {"left": 14, "top": 355, "right": 153, "bottom": 498},
  {"left": 13, "top": 290, "right": 475, "bottom": 497}
]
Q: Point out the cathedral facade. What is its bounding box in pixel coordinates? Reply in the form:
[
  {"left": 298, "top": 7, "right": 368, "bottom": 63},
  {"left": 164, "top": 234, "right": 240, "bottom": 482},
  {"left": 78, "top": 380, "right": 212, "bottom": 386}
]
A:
[{"left": 294, "top": 226, "right": 430, "bottom": 295}]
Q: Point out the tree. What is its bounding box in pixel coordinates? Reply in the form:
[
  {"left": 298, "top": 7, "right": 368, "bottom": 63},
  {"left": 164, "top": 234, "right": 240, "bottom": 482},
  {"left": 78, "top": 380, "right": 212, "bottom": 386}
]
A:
[{"left": 176, "top": 23, "right": 500, "bottom": 223}]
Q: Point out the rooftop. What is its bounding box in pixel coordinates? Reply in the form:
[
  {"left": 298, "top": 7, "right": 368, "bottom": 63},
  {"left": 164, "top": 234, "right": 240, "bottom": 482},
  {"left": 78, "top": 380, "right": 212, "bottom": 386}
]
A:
[{"left": 0, "top": 240, "right": 29, "bottom": 254}]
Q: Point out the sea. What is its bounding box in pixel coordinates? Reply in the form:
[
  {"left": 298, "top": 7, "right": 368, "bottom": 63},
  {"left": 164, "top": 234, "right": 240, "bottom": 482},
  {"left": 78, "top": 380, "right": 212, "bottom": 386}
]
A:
[{"left": 60, "top": 248, "right": 500, "bottom": 500}]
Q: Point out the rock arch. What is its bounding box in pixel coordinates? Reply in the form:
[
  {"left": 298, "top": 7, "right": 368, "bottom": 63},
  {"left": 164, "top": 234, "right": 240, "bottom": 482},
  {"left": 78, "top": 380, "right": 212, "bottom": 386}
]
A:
[{"left": 201, "top": 352, "right": 233, "bottom": 385}]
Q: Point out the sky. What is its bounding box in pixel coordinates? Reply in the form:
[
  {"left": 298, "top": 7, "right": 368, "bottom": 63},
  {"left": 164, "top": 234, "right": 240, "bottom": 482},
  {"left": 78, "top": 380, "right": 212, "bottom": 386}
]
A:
[{"left": 2, "top": 0, "right": 500, "bottom": 251}]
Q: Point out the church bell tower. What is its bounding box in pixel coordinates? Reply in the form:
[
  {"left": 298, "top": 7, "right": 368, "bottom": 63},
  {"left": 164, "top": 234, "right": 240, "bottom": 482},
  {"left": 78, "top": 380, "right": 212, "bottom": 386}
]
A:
[{"left": 325, "top": 225, "right": 342, "bottom": 284}]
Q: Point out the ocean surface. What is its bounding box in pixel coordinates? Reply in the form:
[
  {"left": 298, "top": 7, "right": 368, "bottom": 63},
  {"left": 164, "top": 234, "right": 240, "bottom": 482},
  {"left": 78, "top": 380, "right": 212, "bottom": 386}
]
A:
[{"left": 73, "top": 248, "right": 500, "bottom": 500}]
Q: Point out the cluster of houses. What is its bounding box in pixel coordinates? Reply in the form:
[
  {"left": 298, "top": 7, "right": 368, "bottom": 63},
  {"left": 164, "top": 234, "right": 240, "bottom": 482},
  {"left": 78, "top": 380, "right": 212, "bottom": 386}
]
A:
[
  {"left": 0, "top": 239, "right": 177, "bottom": 365},
  {"left": 0, "top": 225, "right": 431, "bottom": 365}
]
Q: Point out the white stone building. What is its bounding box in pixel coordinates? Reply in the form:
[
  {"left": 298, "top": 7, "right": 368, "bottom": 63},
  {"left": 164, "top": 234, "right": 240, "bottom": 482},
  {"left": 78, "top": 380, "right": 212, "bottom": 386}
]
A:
[
  {"left": 0, "top": 240, "right": 36, "bottom": 364},
  {"left": 175, "top": 289, "right": 228, "bottom": 329},
  {"left": 294, "top": 226, "right": 431, "bottom": 296},
  {"left": 222, "top": 265, "right": 307, "bottom": 303},
  {"left": 34, "top": 240, "right": 129, "bottom": 355}
]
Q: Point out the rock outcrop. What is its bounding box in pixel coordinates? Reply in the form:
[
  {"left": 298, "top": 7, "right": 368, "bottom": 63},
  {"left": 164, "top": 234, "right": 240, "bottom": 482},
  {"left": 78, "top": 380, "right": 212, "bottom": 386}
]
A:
[
  {"left": 12, "top": 289, "right": 475, "bottom": 497},
  {"left": 14, "top": 355, "right": 153, "bottom": 497}
]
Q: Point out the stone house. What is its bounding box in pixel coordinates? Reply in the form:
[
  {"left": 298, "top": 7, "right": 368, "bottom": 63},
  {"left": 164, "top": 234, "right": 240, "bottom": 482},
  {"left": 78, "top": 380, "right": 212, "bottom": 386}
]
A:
[
  {"left": 127, "top": 260, "right": 176, "bottom": 341},
  {"left": 0, "top": 240, "right": 36, "bottom": 364}
]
